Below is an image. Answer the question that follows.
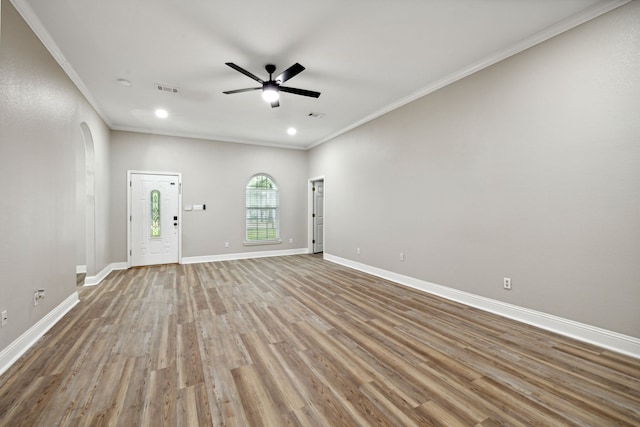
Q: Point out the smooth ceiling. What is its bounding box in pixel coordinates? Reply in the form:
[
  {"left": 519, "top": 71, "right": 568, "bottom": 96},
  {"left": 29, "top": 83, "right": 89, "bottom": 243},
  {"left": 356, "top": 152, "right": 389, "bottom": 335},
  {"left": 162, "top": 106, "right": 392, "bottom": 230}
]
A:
[{"left": 12, "top": 0, "right": 627, "bottom": 149}]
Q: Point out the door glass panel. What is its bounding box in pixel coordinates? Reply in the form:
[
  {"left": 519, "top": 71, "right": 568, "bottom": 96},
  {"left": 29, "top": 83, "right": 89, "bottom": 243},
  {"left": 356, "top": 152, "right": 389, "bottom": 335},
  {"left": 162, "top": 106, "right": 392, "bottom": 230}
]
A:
[{"left": 150, "top": 189, "right": 161, "bottom": 238}]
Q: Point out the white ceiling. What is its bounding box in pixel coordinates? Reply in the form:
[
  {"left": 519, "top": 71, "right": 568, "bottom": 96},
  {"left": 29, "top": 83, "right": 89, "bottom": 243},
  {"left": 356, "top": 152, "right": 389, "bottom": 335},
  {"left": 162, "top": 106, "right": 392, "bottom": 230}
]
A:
[{"left": 13, "top": 0, "right": 626, "bottom": 149}]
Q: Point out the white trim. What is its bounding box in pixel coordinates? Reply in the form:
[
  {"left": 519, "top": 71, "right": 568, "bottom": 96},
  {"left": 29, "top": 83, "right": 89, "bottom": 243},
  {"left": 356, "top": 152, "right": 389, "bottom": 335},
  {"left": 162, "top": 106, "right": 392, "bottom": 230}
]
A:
[
  {"left": 127, "top": 171, "right": 183, "bottom": 268},
  {"left": 0, "top": 292, "right": 79, "bottom": 376},
  {"left": 83, "top": 262, "right": 128, "bottom": 286},
  {"left": 308, "top": 176, "right": 326, "bottom": 254},
  {"left": 112, "top": 125, "right": 307, "bottom": 151},
  {"left": 305, "top": 0, "right": 630, "bottom": 150},
  {"left": 243, "top": 240, "right": 282, "bottom": 246},
  {"left": 12, "top": 0, "right": 628, "bottom": 152},
  {"left": 76, "top": 265, "right": 87, "bottom": 274},
  {"left": 10, "top": 0, "right": 112, "bottom": 128},
  {"left": 182, "top": 248, "right": 308, "bottom": 265},
  {"left": 325, "top": 253, "right": 640, "bottom": 359}
]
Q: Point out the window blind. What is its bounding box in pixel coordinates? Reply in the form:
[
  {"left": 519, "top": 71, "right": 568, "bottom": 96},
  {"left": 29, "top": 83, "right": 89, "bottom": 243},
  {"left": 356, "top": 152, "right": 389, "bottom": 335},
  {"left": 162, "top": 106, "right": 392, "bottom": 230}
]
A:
[{"left": 245, "top": 174, "right": 279, "bottom": 241}]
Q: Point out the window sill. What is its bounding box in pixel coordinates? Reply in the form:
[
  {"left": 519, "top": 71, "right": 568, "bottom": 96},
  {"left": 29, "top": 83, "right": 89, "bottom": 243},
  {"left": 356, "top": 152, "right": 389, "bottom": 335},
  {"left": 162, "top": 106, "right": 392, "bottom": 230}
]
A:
[{"left": 243, "top": 240, "right": 282, "bottom": 247}]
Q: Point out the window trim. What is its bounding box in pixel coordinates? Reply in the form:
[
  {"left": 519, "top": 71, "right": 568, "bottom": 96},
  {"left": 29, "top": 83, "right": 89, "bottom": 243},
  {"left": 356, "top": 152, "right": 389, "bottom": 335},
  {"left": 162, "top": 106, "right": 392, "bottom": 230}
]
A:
[
  {"left": 243, "top": 239, "right": 282, "bottom": 247},
  {"left": 244, "top": 173, "right": 281, "bottom": 245}
]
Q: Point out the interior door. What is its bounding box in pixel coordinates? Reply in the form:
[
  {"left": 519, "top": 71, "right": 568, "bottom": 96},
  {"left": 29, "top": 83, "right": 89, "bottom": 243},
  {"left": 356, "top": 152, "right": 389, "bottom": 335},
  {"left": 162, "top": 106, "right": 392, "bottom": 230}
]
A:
[
  {"left": 130, "top": 173, "right": 180, "bottom": 266},
  {"left": 313, "top": 181, "right": 324, "bottom": 253}
]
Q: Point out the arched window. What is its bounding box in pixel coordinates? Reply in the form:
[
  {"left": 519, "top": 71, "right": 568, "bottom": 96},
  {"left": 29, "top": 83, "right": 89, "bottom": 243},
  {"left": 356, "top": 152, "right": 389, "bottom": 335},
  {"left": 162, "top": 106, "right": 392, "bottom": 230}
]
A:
[{"left": 246, "top": 174, "right": 280, "bottom": 242}]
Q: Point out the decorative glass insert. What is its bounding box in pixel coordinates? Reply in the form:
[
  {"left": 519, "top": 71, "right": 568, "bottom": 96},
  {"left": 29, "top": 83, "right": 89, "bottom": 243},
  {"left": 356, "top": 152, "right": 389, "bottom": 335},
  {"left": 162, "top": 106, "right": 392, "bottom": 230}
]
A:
[
  {"left": 246, "top": 174, "right": 279, "bottom": 241},
  {"left": 150, "top": 189, "right": 161, "bottom": 238}
]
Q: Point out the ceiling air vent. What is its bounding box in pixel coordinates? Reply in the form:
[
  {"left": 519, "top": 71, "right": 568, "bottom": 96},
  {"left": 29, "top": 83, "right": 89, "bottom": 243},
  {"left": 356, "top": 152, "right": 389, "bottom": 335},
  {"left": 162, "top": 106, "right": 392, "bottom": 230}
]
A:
[
  {"left": 308, "top": 112, "right": 325, "bottom": 118},
  {"left": 155, "top": 83, "right": 179, "bottom": 94}
]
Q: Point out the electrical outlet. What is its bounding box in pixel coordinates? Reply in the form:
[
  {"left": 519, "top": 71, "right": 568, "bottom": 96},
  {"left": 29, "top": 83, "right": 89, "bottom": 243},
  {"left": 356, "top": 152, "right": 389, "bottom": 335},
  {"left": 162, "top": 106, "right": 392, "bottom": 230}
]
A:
[
  {"left": 289, "top": 238, "right": 293, "bottom": 244},
  {"left": 400, "top": 252, "right": 405, "bottom": 261},
  {"left": 224, "top": 242, "right": 229, "bottom": 248},
  {"left": 504, "top": 278, "right": 512, "bottom": 290},
  {"left": 1, "top": 310, "right": 7, "bottom": 327},
  {"left": 34, "top": 289, "right": 46, "bottom": 306},
  {"left": 356, "top": 248, "right": 361, "bottom": 255}
]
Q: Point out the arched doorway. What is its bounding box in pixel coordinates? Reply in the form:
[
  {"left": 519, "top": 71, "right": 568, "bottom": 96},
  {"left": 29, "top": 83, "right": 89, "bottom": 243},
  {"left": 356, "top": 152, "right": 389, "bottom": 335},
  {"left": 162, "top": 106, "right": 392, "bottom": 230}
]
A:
[{"left": 76, "top": 122, "right": 96, "bottom": 284}]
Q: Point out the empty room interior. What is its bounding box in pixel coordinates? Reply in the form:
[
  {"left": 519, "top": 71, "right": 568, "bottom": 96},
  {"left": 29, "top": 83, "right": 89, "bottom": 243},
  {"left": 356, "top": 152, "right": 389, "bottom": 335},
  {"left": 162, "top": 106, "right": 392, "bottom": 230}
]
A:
[{"left": 1, "top": 0, "right": 639, "bottom": 425}]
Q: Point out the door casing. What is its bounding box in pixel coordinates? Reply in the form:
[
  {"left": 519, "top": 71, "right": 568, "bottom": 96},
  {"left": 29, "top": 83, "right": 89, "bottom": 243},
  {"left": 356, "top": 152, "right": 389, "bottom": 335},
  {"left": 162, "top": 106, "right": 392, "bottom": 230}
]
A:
[
  {"left": 308, "top": 176, "right": 325, "bottom": 255},
  {"left": 127, "top": 171, "right": 182, "bottom": 267}
]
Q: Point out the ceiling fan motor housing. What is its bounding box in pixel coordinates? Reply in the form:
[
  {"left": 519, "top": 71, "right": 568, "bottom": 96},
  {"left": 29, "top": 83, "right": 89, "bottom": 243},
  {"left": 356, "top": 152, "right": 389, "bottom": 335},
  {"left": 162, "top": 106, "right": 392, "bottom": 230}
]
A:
[{"left": 265, "top": 64, "right": 277, "bottom": 75}]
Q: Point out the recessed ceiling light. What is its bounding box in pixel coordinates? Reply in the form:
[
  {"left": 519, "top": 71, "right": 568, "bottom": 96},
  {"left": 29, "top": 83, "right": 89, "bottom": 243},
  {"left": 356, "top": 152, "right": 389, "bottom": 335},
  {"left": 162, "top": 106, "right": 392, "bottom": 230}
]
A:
[
  {"left": 116, "top": 78, "right": 131, "bottom": 87},
  {"left": 287, "top": 127, "right": 297, "bottom": 136},
  {"left": 155, "top": 109, "right": 168, "bottom": 119}
]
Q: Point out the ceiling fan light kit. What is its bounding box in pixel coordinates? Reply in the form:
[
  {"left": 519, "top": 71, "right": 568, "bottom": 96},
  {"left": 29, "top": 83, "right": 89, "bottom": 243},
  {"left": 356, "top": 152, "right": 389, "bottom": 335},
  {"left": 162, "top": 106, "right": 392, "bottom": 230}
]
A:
[
  {"left": 262, "top": 81, "right": 280, "bottom": 103},
  {"left": 223, "top": 62, "right": 320, "bottom": 108}
]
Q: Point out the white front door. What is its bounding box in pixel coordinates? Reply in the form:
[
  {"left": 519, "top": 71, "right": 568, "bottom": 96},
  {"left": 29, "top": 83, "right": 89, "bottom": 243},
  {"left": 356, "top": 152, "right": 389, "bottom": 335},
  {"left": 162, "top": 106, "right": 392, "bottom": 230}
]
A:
[
  {"left": 313, "top": 181, "right": 324, "bottom": 253},
  {"left": 130, "top": 173, "right": 181, "bottom": 266}
]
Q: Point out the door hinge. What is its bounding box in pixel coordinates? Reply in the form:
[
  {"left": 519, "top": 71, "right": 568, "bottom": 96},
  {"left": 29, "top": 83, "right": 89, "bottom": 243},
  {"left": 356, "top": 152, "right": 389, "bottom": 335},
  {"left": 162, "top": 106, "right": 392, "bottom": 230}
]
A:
[
  {"left": 312, "top": 213, "right": 316, "bottom": 218},
  {"left": 130, "top": 215, "right": 132, "bottom": 222},
  {"left": 130, "top": 180, "right": 132, "bottom": 187},
  {"left": 130, "top": 250, "right": 132, "bottom": 256},
  {"left": 312, "top": 239, "right": 316, "bottom": 244}
]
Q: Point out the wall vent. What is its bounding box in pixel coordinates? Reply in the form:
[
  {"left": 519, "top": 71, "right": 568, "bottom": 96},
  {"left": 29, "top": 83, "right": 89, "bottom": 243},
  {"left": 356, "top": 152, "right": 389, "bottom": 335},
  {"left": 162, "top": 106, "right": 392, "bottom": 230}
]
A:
[
  {"left": 308, "top": 112, "right": 325, "bottom": 118},
  {"left": 155, "top": 83, "right": 179, "bottom": 94}
]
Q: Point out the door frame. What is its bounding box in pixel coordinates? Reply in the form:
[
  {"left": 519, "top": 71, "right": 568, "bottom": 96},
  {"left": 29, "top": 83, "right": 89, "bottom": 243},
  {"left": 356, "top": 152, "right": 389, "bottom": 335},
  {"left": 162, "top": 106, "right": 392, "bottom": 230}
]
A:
[
  {"left": 308, "top": 176, "right": 325, "bottom": 255},
  {"left": 127, "top": 170, "right": 183, "bottom": 267}
]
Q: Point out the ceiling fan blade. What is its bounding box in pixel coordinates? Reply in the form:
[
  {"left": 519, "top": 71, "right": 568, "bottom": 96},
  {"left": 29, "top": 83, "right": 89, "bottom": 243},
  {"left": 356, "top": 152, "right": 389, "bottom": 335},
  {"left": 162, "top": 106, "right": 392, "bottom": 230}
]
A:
[
  {"left": 225, "top": 63, "right": 264, "bottom": 83},
  {"left": 275, "top": 63, "right": 305, "bottom": 83},
  {"left": 279, "top": 86, "right": 321, "bottom": 98},
  {"left": 271, "top": 99, "right": 280, "bottom": 108},
  {"left": 223, "top": 87, "right": 261, "bottom": 95}
]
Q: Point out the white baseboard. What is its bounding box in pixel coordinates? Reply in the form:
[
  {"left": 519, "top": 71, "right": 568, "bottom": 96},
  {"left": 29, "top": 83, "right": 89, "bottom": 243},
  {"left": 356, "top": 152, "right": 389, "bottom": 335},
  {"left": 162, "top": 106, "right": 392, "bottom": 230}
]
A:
[
  {"left": 76, "top": 265, "right": 86, "bottom": 274},
  {"left": 325, "top": 253, "right": 640, "bottom": 359},
  {"left": 182, "top": 248, "right": 309, "bottom": 264},
  {"left": 83, "top": 262, "right": 128, "bottom": 286},
  {"left": 0, "top": 292, "right": 79, "bottom": 377},
  {"left": 83, "top": 250, "right": 309, "bottom": 284}
]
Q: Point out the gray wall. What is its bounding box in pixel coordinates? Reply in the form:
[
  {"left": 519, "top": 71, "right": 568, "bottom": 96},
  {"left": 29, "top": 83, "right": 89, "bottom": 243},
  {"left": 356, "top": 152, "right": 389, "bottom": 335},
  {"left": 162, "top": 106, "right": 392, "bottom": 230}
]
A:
[
  {"left": 0, "top": 0, "right": 111, "bottom": 349},
  {"left": 109, "top": 131, "right": 309, "bottom": 261},
  {"left": 2, "top": 0, "right": 638, "bottom": 360},
  {"left": 309, "top": 2, "right": 640, "bottom": 338}
]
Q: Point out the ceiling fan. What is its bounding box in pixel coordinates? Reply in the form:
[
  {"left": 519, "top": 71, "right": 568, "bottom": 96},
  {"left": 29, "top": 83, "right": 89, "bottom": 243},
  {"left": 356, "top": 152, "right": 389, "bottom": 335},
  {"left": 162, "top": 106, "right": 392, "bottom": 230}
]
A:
[{"left": 223, "top": 62, "right": 320, "bottom": 108}]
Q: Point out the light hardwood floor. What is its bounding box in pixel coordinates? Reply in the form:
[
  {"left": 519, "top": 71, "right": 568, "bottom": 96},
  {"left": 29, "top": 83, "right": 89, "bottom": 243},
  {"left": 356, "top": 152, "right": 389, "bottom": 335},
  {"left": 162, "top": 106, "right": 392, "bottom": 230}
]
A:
[{"left": 1, "top": 255, "right": 639, "bottom": 426}]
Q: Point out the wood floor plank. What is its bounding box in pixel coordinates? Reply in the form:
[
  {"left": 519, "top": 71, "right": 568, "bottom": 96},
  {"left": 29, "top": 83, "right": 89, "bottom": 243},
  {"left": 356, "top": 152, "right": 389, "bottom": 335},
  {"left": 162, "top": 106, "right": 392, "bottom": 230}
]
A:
[
  {"left": 142, "top": 365, "right": 177, "bottom": 426},
  {"left": 231, "top": 364, "right": 286, "bottom": 426},
  {"left": 359, "top": 380, "right": 425, "bottom": 427},
  {"left": 0, "top": 255, "right": 639, "bottom": 426},
  {"left": 176, "top": 383, "right": 212, "bottom": 427},
  {"left": 115, "top": 355, "right": 149, "bottom": 426},
  {"left": 177, "top": 322, "right": 205, "bottom": 389},
  {"left": 239, "top": 331, "right": 307, "bottom": 412}
]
